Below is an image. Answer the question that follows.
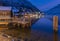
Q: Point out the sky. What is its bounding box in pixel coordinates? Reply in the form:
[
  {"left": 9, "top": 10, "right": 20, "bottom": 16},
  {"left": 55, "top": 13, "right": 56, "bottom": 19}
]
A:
[{"left": 28, "top": 0, "right": 60, "bottom": 11}]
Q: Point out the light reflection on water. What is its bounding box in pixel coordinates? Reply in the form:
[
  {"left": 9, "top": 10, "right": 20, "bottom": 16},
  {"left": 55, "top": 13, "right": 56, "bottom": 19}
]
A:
[
  {"left": 0, "top": 25, "right": 59, "bottom": 41},
  {"left": 1, "top": 28, "right": 31, "bottom": 41},
  {"left": 0, "top": 15, "right": 60, "bottom": 41},
  {"left": 54, "top": 32, "right": 58, "bottom": 41}
]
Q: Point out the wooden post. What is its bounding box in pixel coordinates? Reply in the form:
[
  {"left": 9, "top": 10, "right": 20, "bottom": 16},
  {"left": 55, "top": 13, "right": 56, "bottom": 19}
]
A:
[
  {"left": 53, "top": 16, "right": 58, "bottom": 32},
  {"left": 54, "top": 31, "right": 58, "bottom": 41}
]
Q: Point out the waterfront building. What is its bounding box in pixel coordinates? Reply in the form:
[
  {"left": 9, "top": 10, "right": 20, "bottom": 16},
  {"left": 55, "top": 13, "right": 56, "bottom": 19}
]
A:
[{"left": 0, "top": 6, "right": 12, "bottom": 25}]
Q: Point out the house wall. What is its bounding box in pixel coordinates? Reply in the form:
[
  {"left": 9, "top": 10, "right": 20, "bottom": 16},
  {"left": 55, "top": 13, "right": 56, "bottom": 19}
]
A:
[
  {"left": 0, "top": 10, "right": 11, "bottom": 16},
  {"left": 0, "top": 8, "right": 12, "bottom": 25}
]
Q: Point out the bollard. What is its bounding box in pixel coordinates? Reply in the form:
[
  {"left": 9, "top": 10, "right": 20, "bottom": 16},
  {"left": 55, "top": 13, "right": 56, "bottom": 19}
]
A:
[{"left": 53, "top": 16, "right": 58, "bottom": 32}]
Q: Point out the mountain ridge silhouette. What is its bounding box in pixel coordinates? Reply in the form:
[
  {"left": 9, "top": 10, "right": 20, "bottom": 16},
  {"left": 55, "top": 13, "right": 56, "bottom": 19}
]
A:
[{"left": 46, "top": 4, "right": 60, "bottom": 15}]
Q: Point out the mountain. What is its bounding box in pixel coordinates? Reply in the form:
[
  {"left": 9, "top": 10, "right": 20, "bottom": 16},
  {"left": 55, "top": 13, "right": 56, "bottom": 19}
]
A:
[
  {"left": 0, "top": 0, "right": 40, "bottom": 12},
  {"left": 46, "top": 4, "right": 60, "bottom": 15},
  {"left": 45, "top": 4, "right": 60, "bottom": 25}
]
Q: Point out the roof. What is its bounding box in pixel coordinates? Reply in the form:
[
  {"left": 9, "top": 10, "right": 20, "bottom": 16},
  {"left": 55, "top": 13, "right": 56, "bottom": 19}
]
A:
[{"left": 0, "top": 6, "right": 12, "bottom": 10}]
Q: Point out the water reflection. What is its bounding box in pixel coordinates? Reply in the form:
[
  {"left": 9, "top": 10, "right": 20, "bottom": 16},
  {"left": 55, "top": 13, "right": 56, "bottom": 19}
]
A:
[
  {"left": 0, "top": 25, "right": 58, "bottom": 41},
  {"left": 2, "top": 28, "right": 31, "bottom": 41},
  {"left": 54, "top": 31, "right": 58, "bottom": 41}
]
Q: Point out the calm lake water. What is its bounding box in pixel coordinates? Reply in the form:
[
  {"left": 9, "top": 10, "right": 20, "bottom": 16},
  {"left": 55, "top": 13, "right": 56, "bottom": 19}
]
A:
[{"left": 0, "top": 15, "right": 60, "bottom": 41}]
